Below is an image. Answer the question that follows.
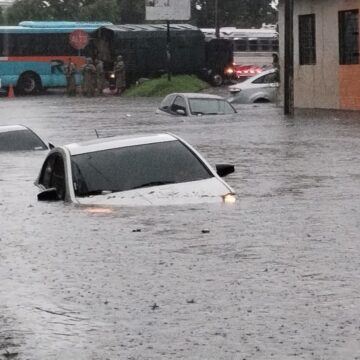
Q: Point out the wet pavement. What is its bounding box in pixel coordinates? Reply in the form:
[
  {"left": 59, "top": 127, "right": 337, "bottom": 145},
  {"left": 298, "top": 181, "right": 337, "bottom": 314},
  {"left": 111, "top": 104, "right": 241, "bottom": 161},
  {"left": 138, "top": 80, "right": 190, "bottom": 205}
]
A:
[{"left": 1, "top": 93, "right": 360, "bottom": 359}]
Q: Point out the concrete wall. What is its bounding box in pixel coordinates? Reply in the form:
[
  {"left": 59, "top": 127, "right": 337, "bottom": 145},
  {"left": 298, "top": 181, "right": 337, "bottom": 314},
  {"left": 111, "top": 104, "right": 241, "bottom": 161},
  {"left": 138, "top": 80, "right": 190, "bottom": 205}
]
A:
[{"left": 279, "top": 0, "right": 360, "bottom": 110}]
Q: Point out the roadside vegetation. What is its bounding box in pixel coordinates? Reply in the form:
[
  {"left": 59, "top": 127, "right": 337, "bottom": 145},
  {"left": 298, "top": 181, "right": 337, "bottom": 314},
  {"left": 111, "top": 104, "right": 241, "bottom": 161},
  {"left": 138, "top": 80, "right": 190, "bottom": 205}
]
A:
[
  {"left": 123, "top": 75, "right": 209, "bottom": 97},
  {"left": 1, "top": 0, "right": 276, "bottom": 28}
]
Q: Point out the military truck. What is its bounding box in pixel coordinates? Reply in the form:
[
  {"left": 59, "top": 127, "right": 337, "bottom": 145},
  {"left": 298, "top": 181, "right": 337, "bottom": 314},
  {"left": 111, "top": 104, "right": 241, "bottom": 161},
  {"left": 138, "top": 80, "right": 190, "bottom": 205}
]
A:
[{"left": 91, "top": 23, "right": 234, "bottom": 86}]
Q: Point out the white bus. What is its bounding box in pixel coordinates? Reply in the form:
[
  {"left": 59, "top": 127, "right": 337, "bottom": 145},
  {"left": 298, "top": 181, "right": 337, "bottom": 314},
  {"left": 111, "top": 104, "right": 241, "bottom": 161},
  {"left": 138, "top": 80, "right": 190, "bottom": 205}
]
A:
[{"left": 201, "top": 25, "right": 278, "bottom": 67}]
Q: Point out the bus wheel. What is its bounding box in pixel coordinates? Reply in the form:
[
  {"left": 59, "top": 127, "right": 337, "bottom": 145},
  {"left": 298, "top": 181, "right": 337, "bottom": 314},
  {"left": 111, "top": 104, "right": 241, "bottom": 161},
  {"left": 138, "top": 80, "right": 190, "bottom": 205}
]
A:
[
  {"left": 17, "top": 72, "right": 41, "bottom": 95},
  {"left": 211, "top": 74, "right": 223, "bottom": 87}
]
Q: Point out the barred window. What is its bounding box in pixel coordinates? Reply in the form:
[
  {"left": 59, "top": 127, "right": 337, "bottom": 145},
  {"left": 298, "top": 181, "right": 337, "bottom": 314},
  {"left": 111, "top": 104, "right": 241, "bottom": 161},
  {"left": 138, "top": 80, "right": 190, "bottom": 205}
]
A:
[
  {"left": 299, "top": 14, "right": 316, "bottom": 65},
  {"left": 339, "top": 9, "right": 359, "bottom": 65}
]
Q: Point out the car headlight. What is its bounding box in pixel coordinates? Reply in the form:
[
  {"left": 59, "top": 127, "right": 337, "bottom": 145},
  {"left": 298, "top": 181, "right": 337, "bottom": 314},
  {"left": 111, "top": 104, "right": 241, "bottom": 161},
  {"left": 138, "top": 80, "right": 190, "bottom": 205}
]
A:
[
  {"left": 223, "top": 193, "right": 236, "bottom": 204},
  {"left": 225, "top": 67, "right": 234, "bottom": 74},
  {"left": 110, "top": 73, "right": 115, "bottom": 79}
]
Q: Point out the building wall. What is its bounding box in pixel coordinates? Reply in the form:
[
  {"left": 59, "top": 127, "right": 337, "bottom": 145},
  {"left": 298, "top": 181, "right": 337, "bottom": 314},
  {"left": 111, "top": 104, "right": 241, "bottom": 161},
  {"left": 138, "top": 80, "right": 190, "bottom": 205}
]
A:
[
  {"left": 279, "top": 0, "right": 360, "bottom": 110},
  {"left": 0, "top": 0, "right": 15, "bottom": 8}
]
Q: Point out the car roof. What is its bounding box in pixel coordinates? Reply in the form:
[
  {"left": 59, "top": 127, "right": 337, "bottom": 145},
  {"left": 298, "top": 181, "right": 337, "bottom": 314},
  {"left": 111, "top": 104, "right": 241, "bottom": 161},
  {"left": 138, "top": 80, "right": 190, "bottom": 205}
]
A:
[
  {"left": 64, "top": 133, "right": 178, "bottom": 156},
  {"left": 0, "top": 125, "right": 28, "bottom": 134},
  {"left": 169, "top": 93, "right": 226, "bottom": 100}
]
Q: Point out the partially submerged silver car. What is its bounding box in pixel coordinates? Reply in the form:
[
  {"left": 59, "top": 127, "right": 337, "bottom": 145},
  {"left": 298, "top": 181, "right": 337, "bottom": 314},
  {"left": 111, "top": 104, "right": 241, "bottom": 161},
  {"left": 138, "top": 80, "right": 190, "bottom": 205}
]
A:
[
  {"left": 35, "top": 133, "right": 236, "bottom": 206},
  {"left": 228, "top": 68, "right": 279, "bottom": 104},
  {"left": 156, "top": 93, "right": 237, "bottom": 117}
]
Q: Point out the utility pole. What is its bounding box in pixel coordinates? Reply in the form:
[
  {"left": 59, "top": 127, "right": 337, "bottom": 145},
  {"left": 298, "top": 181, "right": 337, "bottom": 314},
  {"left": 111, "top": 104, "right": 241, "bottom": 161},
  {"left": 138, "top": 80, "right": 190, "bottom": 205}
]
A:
[
  {"left": 166, "top": 20, "right": 171, "bottom": 81},
  {"left": 215, "top": 0, "right": 220, "bottom": 38},
  {"left": 284, "top": 0, "right": 294, "bottom": 115}
]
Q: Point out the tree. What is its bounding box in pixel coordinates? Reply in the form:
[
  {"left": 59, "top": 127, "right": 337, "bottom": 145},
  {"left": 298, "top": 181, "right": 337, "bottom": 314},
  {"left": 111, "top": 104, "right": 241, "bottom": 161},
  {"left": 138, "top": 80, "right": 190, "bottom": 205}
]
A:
[
  {"left": 5, "top": 0, "right": 276, "bottom": 27},
  {"left": 79, "top": 0, "right": 120, "bottom": 23},
  {"left": 118, "top": 0, "right": 144, "bottom": 23},
  {"left": 191, "top": 0, "right": 277, "bottom": 28},
  {"left": 6, "top": 0, "right": 121, "bottom": 24}
]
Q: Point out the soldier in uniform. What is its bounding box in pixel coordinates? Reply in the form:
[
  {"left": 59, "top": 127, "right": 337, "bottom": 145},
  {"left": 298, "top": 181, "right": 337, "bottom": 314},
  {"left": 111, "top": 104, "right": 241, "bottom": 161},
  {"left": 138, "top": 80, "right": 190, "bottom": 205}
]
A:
[
  {"left": 81, "top": 58, "right": 96, "bottom": 97},
  {"left": 114, "top": 55, "right": 126, "bottom": 95},
  {"left": 64, "top": 58, "right": 77, "bottom": 96},
  {"left": 95, "top": 59, "right": 105, "bottom": 95}
]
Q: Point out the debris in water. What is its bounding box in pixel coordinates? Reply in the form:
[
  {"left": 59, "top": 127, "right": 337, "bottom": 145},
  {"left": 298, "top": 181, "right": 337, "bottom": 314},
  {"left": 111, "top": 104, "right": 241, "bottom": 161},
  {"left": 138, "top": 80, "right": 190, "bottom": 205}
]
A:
[{"left": 151, "top": 303, "right": 159, "bottom": 310}]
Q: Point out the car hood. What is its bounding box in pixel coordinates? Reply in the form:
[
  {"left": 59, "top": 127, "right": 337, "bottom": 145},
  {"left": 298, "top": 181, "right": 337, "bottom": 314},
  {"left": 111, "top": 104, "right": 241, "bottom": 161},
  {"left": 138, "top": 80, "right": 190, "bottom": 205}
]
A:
[{"left": 74, "top": 177, "right": 234, "bottom": 206}]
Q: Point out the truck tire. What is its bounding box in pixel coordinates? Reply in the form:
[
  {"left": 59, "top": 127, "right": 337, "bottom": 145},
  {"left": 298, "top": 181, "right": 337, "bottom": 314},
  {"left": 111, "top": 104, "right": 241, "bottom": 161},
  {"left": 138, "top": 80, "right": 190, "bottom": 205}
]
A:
[
  {"left": 17, "top": 72, "right": 41, "bottom": 95},
  {"left": 211, "top": 73, "right": 223, "bottom": 87}
]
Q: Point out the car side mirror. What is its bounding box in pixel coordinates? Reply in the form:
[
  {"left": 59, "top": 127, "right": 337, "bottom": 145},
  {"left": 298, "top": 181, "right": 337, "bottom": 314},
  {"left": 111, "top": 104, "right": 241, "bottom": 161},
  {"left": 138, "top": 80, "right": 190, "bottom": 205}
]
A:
[
  {"left": 216, "top": 164, "right": 235, "bottom": 177},
  {"left": 48, "top": 143, "right": 55, "bottom": 149},
  {"left": 37, "top": 187, "right": 60, "bottom": 201},
  {"left": 176, "top": 109, "right": 186, "bottom": 116}
]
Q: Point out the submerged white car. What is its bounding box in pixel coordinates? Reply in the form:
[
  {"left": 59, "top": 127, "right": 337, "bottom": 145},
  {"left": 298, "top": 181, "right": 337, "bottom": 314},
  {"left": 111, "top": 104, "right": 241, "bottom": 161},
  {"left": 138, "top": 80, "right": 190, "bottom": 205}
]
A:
[
  {"left": 156, "top": 93, "right": 237, "bottom": 116},
  {"left": 228, "top": 68, "right": 279, "bottom": 104},
  {"left": 0, "top": 125, "right": 49, "bottom": 151},
  {"left": 35, "top": 133, "right": 236, "bottom": 206}
]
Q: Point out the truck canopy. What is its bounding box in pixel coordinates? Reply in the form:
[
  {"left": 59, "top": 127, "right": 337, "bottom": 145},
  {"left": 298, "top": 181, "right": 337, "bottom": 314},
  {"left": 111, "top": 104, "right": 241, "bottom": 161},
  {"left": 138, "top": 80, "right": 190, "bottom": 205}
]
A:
[{"left": 92, "top": 24, "right": 206, "bottom": 83}]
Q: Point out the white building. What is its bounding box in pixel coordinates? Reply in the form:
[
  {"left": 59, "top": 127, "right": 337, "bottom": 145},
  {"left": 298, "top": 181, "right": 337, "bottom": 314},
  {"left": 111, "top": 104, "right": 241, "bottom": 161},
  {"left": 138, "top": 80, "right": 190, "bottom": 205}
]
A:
[{"left": 279, "top": 0, "right": 360, "bottom": 110}]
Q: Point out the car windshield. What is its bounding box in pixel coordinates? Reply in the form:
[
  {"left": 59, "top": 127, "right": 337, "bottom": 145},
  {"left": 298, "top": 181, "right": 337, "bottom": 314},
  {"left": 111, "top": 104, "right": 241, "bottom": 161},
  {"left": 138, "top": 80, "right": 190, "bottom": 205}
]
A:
[
  {"left": 71, "top": 140, "right": 213, "bottom": 197},
  {"left": 0, "top": 129, "right": 47, "bottom": 151},
  {"left": 188, "top": 98, "right": 236, "bottom": 115}
]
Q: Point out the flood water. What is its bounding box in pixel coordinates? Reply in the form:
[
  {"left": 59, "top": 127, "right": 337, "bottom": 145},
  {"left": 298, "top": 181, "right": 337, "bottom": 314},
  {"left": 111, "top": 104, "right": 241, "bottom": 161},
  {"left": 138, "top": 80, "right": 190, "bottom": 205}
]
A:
[{"left": 1, "top": 94, "right": 360, "bottom": 359}]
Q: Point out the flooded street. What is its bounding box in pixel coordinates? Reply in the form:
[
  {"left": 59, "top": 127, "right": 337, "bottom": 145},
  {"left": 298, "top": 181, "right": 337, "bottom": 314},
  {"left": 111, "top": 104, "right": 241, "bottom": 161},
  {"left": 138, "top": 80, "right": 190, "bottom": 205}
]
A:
[{"left": 1, "top": 94, "right": 360, "bottom": 359}]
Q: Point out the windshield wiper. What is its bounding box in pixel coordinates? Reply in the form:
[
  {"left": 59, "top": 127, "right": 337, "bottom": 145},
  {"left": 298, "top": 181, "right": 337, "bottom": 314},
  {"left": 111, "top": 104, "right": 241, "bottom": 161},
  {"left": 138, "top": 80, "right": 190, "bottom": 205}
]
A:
[{"left": 131, "top": 181, "right": 175, "bottom": 190}]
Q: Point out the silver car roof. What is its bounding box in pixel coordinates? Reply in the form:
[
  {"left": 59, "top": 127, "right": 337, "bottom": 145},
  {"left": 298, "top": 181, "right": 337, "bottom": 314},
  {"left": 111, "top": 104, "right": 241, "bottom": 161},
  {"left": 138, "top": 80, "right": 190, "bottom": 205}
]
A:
[{"left": 65, "top": 133, "right": 177, "bottom": 156}]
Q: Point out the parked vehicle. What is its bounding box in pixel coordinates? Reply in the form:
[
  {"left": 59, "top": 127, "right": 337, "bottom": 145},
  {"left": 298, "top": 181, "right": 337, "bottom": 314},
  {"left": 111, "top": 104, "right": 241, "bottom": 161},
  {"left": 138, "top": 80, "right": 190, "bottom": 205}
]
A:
[
  {"left": 92, "top": 24, "right": 234, "bottom": 86},
  {"left": 156, "top": 93, "right": 237, "bottom": 117},
  {"left": 232, "top": 64, "right": 264, "bottom": 80},
  {"left": 228, "top": 68, "right": 279, "bottom": 104},
  {"left": 0, "top": 21, "right": 111, "bottom": 95},
  {"left": 0, "top": 125, "right": 49, "bottom": 151},
  {"left": 201, "top": 25, "right": 278, "bottom": 68},
  {"left": 35, "top": 133, "right": 236, "bottom": 206}
]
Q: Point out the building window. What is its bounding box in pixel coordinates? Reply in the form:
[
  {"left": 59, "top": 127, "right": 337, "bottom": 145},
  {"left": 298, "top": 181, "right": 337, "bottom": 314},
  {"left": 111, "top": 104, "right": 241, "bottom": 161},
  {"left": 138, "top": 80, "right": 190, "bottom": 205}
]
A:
[
  {"left": 299, "top": 14, "right": 316, "bottom": 65},
  {"left": 339, "top": 10, "right": 359, "bottom": 65}
]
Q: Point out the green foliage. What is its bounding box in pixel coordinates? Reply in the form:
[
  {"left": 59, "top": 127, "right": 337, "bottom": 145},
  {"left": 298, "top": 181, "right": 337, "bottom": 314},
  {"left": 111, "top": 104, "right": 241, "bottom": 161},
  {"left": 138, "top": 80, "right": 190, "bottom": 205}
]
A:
[
  {"left": 124, "top": 75, "right": 209, "bottom": 97},
  {"left": 191, "top": 0, "right": 277, "bottom": 28},
  {"left": 5, "top": 0, "right": 276, "bottom": 28},
  {"left": 118, "top": 0, "right": 145, "bottom": 23},
  {"left": 6, "top": 0, "right": 121, "bottom": 24},
  {"left": 79, "top": 0, "right": 120, "bottom": 22}
]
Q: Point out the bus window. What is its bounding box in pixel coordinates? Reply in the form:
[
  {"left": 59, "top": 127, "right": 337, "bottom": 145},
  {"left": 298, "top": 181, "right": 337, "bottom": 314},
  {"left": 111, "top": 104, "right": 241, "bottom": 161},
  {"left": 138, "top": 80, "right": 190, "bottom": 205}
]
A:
[
  {"left": 272, "top": 39, "right": 279, "bottom": 52},
  {"left": 235, "top": 39, "right": 247, "bottom": 51},
  {"left": 249, "top": 39, "right": 258, "bottom": 51},
  {"left": 259, "top": 39, "right": 271, "bottom": 51}
]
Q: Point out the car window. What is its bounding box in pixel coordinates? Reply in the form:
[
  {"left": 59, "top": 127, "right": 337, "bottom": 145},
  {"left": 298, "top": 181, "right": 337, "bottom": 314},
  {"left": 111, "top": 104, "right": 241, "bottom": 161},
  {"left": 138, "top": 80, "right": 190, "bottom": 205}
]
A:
[
  {"left": 0, "top": 129, "right": 47, "bottom": 151},
  {"left": 159, "top": 94, "right": 176, "bottom": 111},
  {"left": 170, "top": 96, "right": 187, "bottom": 115},
  {"left": 71, "top": 140, "right": 213, "bottom": 197},
  {"left": 39, "top": 153, "right": 66, "bottom": 200},
  {"left": 252, "top": 72, "right": 278, "bottom": 84},
  {"left": 189, "top": 98, "right": 236, "bottom": 115}
]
